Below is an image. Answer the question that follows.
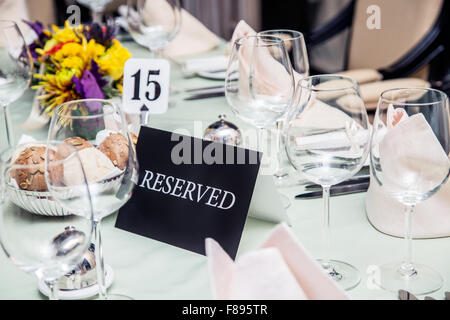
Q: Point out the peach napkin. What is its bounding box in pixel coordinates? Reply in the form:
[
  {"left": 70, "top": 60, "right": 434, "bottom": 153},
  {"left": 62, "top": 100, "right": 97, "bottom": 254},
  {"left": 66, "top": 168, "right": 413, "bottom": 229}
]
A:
[
  {"left": 206, "top": 223, "right": 348, "bottom": 300},
  {"left": 227, "top": 20, "right": 297, "bottom": 102},
  {"left": 135, "top": 0, "right": 219, "bottom": 58},
  {"left": 379, "top": 113, "right": 449, "bottom": 195},
  {"left": 164, "top": 11, "right": 219, "bottom": 57},
  {"left": 366, "top": 110, "right": 450, "bottom": 238},
  {"left": 119, "top": 1, "right": 218, "bottom": 58},
  {"left": 229, "top": 20, "right": 256, "bottom": 53}
]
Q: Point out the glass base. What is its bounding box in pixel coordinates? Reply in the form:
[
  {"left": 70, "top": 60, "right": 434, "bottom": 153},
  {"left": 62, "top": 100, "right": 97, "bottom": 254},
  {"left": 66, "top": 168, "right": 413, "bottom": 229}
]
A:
[
  {"left": 374, "top": 261, "right": 443, "bottom": 295},
  {"left": 317, "top": 259, "right": 361, "bottom": 291},
  {"left": 273, "top": 171, "right": 291, "bottom": 188},
  {"left": 100, "top": 293, "right": 133, "bottom": 300}
]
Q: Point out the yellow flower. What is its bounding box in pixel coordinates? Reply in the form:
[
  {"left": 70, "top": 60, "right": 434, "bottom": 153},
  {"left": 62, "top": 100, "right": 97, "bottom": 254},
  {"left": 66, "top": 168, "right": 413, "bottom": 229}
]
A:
[
  {"left": 32, "top": 69, "right": 79, "bottom": 116},
  {"left": 51, "top": 22, "right": 81, "bottom": 43},
  {"left": 60, "top": 56, "right": 84, "bottom": 75},
  {"left": 43, "top": 38, "right": 58, "bottom": 53},
  {"left": 53, "top": 42, "right": 83, "bottom": 60},
  {"left": 85, "top": 39, "right": 106, "bottom": 60},
  {"left": 96, "top": 40, "right": 131, "bottom": 80}
]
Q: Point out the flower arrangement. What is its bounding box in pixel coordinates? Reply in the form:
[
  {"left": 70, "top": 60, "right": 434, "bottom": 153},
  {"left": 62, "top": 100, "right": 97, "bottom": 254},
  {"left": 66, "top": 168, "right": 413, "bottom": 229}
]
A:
[{"left": 25, "top": 20, "right": 131, "bottom": 117}]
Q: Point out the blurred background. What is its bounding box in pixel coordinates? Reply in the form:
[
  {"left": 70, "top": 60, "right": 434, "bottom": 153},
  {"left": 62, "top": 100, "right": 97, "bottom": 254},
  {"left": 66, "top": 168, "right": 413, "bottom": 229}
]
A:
[{"left": 1, "top": 0, "right": 449, "bottom": 95}]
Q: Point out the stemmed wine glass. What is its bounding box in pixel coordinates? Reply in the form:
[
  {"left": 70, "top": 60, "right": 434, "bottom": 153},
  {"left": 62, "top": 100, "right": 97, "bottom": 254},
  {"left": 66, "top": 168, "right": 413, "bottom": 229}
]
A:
[
  {"left": 48, "top": 99, "right": 139, "bottom": 300},
  {"left": 258, "top": 29, "right": 309, "bottom": 182},
  {"left": 285, "top": 75, "right": 370, "bottom": 290},
  {"left": 225, "top": 35, "right": 295, "bottom": 164},
  {"left": 77, "top": 0, "right": 113, "bottom": 23},
  {"left": 370, "top": 87, "right": 450, "bottom": 295},
  {"left": 0, "top": 141, "right": 94, "bottom": 300},
  {"left": 0, "top": 20, "right": 33, "bottom": 149},
  {"left": 126, "top": 0, "right": 181, "bottom": 57}
]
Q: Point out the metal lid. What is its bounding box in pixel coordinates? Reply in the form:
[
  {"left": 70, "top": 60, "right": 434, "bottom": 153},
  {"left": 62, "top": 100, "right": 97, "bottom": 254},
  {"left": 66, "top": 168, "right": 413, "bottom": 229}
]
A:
[
  {"left": 204, "top": 114, "right": 242, "bottom": 146},
  {"left": 55, "top": 227, "right": 97, "bottom": 290}
]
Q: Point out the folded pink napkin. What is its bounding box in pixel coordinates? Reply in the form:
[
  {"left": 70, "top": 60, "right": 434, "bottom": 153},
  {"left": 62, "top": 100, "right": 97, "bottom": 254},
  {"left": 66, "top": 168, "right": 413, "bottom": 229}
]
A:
[
  {"left": 142, "top": 0, "right": 219, "bottom": 58},
  {"left": 228, "top": 20, "right": 298, "bottom": 100},
  {"left": 120, "top": 1, "right": 218, "bottom": 58},
  {"left": 206, "top": 223, "right": 348, "bottom": 300},
  {"left": 229, "top": 20, "right": 256, "bottom": 53},
  {"left": 366, "top": 111, "right": 450, "bottom": 238}
]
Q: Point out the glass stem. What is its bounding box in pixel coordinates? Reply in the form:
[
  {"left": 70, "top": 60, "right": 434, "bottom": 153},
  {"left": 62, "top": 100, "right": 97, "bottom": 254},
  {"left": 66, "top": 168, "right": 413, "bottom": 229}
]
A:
[
  {"left": 152, "top": 48, "right": 163, "bottom": 59},
  {"left": 321, "top": 185, "right": 331, "bottom": 270},
  {"left": 256, "top": 127, "right": 264, "bottom": 161},
  {"left": 275, "top": 120, "right": 283, "bottom": 174},
  {"left": 44, "top": 279, "right": 59, "bottom": 300},
  {"left": 1, "top": 104, "right": 14, "bottom": 148},
  {"left": 94, "top": 220, "right": 108, "bottom": 299},
  {"left": 399, "top": 205, "right": 417, "bottom": 277},
  {"left": 92, "top": 10, "right": 103, "bottom": 23}
]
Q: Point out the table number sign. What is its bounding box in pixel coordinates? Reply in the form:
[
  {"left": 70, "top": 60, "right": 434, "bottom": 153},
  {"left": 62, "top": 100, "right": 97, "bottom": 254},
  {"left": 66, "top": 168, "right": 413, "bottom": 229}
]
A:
[
  {"left": 115, "top": 126, "right": 261, "bottom": 259},
  {"left": 122, "top": 58, "right": 170, "bottom": 115}
]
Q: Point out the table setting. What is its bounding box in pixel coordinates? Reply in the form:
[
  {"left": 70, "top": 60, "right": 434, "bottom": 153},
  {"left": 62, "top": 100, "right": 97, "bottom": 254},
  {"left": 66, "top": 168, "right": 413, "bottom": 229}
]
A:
[{"left": 0, "top": 0, "right": 449, "bottom": 302}]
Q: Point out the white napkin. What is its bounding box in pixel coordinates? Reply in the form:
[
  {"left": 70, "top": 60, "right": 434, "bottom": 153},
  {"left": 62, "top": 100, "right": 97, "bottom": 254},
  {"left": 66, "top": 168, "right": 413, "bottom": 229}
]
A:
[
  {"left": 229, "top": 20, "right": 303, "bottom": 86},
  {"left": 120, "top": 1, "right": 219, "bottom": 58},
  {"left": 379, "top": 113, "right": 450, "bottom": 196},
  {"left": 228, "top": 20, "right": 257, "bottom": 53},
  {"left": 366, "top": 111, "right": 450, "bottom": 238},
  {"left": 206, "top": 223, "right": 348, "bottom": 300},
  {"left": 182, "top": 55, "right": 228, "bottom": 74},
  {"left": 227, "top": 20, "right": 296, "bottom": 104}
]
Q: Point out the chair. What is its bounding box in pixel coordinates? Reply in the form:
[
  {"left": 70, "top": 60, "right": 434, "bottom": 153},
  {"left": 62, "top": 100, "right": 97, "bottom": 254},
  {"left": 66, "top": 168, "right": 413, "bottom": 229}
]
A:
[{"left": 305, "top": 0, "right": 449, "bottom": 111}]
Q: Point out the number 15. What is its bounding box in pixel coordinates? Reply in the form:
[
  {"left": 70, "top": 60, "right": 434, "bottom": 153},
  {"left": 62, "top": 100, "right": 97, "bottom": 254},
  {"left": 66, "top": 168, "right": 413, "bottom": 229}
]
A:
[{"left": 131, "top": 69, "right": 161, "bottom": 102}]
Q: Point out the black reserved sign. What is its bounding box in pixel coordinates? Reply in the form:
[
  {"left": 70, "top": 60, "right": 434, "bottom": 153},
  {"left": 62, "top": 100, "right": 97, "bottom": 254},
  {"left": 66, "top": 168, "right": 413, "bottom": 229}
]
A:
[{"left": 115, "top": 126, "right": 261, "bottom": 259}]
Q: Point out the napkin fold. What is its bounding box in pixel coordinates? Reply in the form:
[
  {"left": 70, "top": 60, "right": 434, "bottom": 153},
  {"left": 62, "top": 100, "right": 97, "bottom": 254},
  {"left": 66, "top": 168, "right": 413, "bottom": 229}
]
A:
[
  {"left": 120, "top": 1, "right": 219, "bottom": 58},
  {"left": 182, "top": 55, "right": 228, "bottom": 74},
  {"left": 228, "top": 20, "right": 297, "bottom": 100},
  {"left": 163, "top": 7, "right": 219, "bottom": 57},
  {"left": 229, "top": 20, "right": 257, "bottom": 53},
  {"left": 379, "top": 113, "right": 450, "bottom": 195},
  {"left": 206, "top": 223, "right": 348, "bottom": 300},
  {"left": 366, "top": 110, "right": 450, "bottom": 238}
]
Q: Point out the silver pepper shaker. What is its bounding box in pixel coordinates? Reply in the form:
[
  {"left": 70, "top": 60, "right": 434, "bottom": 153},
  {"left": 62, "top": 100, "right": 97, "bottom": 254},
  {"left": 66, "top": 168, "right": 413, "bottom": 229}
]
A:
[{"left": 204, "top": 114, "right": 242, "bottom": 146}]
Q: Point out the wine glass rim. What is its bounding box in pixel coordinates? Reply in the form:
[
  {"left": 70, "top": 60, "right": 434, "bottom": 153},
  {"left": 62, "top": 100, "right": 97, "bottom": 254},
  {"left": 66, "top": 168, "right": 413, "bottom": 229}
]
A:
[
  {"left": 1, "top": 141, "right": 82, "bottom": 170},
  {"left": 0, "top": 20, "right": 18, "bottom": 28},
  {"left": 258, "top": 29, "right": 305, "bottom": 40},
  {"left": 55, "top": 99, "right": 117, "bottom": 119},
  {"left": 297, "top": 74, "right": 358, "bottom": 91},
  {"left": 235, "top": 34, "right": 284, "bottom": 47},
  {"left": 379, "top": 87, "right": 448, "bottom": 106}
]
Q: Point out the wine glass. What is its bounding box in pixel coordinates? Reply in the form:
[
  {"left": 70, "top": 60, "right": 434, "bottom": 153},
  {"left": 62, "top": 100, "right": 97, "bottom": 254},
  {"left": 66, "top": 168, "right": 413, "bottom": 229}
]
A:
[
  {"left": 370, "top": 87, "right": 450, "bottom": 295},
  {"left": 48, "top": 99, "right": 139, "bottom": 300},
  {"left": 126, "top": 0, "right": 181, "bottom": 56},
  {"left": 77, "top": 0, "right": 113, "bottom": 23},
  {"left": 258, "top": 30, "right": 309, "bottom": 183},
  {"left": 225, "top": 35, "right": 295, "bottom": 163},
  {"left": 285, "top": 75, "right": 370, "bottom": 290},
  {"left": 0, "top": 20, "right": 33, "bottom": 148},
  {"left": 0, "top": 141, "right": 94, "bottom": 300}
]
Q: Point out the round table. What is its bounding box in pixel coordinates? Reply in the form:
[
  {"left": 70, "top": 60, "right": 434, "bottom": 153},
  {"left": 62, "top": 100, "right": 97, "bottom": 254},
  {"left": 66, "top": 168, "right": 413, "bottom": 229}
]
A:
[{"left": 0, "top": 40, "right": 449, "bottom": 300}]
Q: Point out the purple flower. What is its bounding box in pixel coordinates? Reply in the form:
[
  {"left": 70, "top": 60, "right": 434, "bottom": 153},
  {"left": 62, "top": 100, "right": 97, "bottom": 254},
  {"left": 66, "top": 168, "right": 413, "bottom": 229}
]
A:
[
  {"left": 90, "top": 60, "right": 107, "bottom": 88},
  {"left": 72, "top": 69, "right": 105, "bottom": 100},
  {"left": 23, "top": 20, "right": 45, "bottom": 38},
  {"left": 28, "top": 43, "right": 39, "bottom": 60},
  {"left": 84, "top": 20, "right": 119, "bottom": 46}
]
